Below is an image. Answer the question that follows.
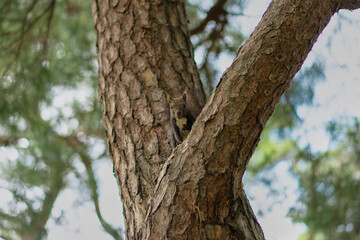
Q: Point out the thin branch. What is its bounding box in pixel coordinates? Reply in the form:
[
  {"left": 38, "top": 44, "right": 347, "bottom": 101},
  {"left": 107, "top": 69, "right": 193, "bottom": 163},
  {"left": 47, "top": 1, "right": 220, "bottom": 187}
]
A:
[
  {"left": 42, "top": 0, "right": 57, "bottom": 52},
  {"left": 1, "top": 0, "right": 57, "bottom": 78},
  {"left": 190, "top": 0, "right": 228, "bottom": 35},
  {"left": 29, "top": 162, "right": 67, "bottom": 239},
  {"left": 0, "top": 212, "right": 24, "bottom": 226},
  {"left": 79, "top": 151, "right": 123, "bottom": 240},
  {"left": 10, "top": 189, "right": 35, "bottom": 215},
  {"left": 60, "top": 135, "right": 123, "bottom": 240}
]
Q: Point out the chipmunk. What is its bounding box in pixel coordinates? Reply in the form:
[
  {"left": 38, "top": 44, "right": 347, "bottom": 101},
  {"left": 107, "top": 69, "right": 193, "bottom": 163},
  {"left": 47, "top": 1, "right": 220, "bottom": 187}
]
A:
[{"left": 167, "top": 93, "right": 196, "bottom": 149}]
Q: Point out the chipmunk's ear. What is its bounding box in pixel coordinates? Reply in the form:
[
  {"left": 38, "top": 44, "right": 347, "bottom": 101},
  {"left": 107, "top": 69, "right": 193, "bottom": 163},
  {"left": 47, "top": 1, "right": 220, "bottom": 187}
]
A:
[
  {"left": 167, "top": 94, "right": 172, "bottom": 103},
  {"left": 182, "top": 92, "right": 187, "bottom": 101}
]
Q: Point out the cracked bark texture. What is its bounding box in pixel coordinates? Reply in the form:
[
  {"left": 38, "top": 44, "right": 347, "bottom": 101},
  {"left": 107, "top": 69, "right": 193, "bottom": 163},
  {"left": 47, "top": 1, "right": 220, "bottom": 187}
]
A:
[
  {"left": 92, "top": 0, "right": 205, "bottom": 238},
  {"left": 92, "top": 0, "right": 360, "bottom": 239}
]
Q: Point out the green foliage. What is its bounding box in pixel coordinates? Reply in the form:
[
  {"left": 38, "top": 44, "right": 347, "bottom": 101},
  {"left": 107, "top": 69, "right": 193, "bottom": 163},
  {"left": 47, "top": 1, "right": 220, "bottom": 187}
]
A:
[
  {"left": 0, "top": 0, "right": 122, "bottom": 239},
  {"left": 248, "top": 128, "right": 295, "bottom": 177},
  {"left": 289, "top": 120, "right": 360, "bottom": 240}
]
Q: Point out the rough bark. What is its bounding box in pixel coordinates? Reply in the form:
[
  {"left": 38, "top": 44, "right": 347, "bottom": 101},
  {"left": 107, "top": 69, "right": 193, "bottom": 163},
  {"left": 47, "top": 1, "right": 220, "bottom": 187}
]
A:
[
  {"left": 92, "top": 0, "right": 205, "bottom": 238},
  {"left": 93, "top": 0, "right": 360, "bottom": 239}
]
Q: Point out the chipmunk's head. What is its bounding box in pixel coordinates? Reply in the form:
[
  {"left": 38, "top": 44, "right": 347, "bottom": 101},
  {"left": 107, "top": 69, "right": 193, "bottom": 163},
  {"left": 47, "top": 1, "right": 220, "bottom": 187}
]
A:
[{"left": 167, "top": 93, "right": 187, "bottom": 119}]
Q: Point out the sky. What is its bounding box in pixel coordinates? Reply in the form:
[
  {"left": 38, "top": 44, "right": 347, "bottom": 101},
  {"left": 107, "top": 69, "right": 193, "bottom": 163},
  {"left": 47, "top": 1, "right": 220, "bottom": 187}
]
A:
[
  {"left": 46, "top": 160, "right": 124, "bottom": 240},
  {"left": 1, "top": 1, "right": 360, "bottom": 239}
]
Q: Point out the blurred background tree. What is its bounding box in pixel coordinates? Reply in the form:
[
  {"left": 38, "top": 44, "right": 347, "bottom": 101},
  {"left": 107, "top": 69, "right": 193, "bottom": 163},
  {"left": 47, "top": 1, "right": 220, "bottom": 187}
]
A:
[
  {"left": 289, "top": 120, "right": 360, "bottom": 240},
  {"left": 0, "top": 0, "right": 359, "bottom": 239},
  {"left": 0, "top": 0, "right": 121, "bottom": 239}
]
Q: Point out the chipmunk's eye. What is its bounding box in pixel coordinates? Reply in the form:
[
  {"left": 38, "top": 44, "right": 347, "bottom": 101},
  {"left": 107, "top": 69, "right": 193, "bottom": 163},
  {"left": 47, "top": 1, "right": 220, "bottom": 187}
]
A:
[
  {"left": 184, "top": 104, "right": 186, "bottom": 107},
  {"left": 170, "top": 106, "right": 173, "bottom": 109}
]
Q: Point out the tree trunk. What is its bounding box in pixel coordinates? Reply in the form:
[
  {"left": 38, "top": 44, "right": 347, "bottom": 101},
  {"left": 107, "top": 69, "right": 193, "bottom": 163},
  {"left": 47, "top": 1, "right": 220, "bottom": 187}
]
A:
[{"left": 92, "top": 0, "right": 360, "bottom": 239}]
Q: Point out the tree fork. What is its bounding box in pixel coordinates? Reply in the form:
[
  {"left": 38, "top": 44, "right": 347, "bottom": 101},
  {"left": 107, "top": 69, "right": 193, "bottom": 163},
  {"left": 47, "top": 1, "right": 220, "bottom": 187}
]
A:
[{"left": 93, "top": 0, "right": 359, "bottom": 239}]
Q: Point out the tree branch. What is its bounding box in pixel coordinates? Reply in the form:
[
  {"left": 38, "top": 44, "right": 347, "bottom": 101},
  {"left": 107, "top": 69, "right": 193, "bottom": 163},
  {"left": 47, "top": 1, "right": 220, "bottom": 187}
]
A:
[
  {"left": 142, "top": 0, "right": 343, "bottom": 238},
  {"left": 92, "top": 1, "right": 208, "bottom": 237},
  {"left": 60, "top": 135, "right": 123, "bottom": 240},
  {"left": 1, "top": 0, "right": 57, "bottom": 78},
  {"left": 94, "top": 0, "right": 360, "bottom": 238},
  {"left": 79, "top": 150, "right": 123, "bottom": 240},
  {"left": 29, "top": 162, "right": 66, "bottom": 239},
  {"left": 339, "top": 0, "right": 360, "bottom": 10},
  {"left": 190, "top": 0, "right": 228, "bottom": 35}
]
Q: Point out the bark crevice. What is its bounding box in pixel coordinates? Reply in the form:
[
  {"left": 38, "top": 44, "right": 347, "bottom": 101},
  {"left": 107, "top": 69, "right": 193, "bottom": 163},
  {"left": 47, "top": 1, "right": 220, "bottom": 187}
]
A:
[{"left": 92, "top": 0, "right": 359, "bottom": 239}]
